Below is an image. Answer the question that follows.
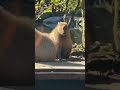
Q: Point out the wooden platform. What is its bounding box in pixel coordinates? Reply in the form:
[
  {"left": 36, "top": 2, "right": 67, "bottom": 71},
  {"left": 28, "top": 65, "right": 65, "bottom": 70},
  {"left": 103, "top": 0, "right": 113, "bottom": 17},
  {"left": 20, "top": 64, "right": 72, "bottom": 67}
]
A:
[{"left": 35, "top": 60, "right": 85, "bottom": 80}]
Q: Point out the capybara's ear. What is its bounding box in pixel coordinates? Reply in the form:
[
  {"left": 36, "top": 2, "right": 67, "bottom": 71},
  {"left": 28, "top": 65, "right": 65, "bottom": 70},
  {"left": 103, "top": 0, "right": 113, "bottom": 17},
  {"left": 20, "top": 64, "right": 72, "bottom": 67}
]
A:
[
  {"left": 58, "top": 22, "right": 66, "bottom": 26},
  {"left": 58, "top": 22, "right": 60, "bottom": 25},
  {"left": 58, "top": 22, "right": 62, "bottom": 27},
  {"left": 61, "top": 22, "right": 68, "bottom": 27}
]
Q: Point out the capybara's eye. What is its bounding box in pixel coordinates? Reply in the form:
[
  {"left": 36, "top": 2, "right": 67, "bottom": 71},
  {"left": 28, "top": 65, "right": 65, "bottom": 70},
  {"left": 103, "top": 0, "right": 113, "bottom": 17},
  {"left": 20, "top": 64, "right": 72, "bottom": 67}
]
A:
[{"left": 63, "top": 25, "right": 67, "bottom": 31}]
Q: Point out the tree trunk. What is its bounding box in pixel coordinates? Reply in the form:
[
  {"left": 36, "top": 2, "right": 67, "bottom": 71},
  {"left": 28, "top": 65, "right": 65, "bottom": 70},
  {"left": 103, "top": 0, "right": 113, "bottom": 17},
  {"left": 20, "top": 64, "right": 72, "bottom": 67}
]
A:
[
  {"left": 113, "top": 0, "right": 120, "bottom": 53},
  {"left": 82, "top": 0, "right": 85, "bottom": 49}
]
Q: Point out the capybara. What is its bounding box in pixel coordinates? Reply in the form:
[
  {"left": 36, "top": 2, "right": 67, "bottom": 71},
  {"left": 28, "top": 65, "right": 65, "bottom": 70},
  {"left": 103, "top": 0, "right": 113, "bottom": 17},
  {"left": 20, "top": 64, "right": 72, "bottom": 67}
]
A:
[
  {"left": 49, "top": 22, "right": 72, "bottom": 59},
  {"left": 35, "top": 22, "right": 72, "bottom": 61},
  {"left": 35, "top": 28, "right": 57, "bottom": 62},
  {"left": 60, "top": 28, "right": 73, "bottom": 59}
]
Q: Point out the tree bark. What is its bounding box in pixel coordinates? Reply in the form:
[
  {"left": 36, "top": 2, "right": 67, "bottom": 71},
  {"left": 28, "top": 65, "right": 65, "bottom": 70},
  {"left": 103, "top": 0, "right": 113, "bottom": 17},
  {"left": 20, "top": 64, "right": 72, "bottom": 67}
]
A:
[
  {"left": 68, "top": 0, "right": 80, "bottom": 27},
  {"left": 113, "top": 0, "right": 120, "bottom": 53},
  {"left": 82, "top": 0, "right": 85, "bottom": 49}
]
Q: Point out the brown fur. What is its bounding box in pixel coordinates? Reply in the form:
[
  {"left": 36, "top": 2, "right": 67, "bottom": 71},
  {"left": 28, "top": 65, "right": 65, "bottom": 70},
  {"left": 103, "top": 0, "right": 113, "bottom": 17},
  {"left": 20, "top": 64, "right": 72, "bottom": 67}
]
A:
[
  {"left": 49, "top": 22, "right": 72, "bottom": 59},
  {"left": 35, "top": 22, "right": 72, "bottom": 61},
  {"left": 35, "top": 29, "right": 57, "bottom": 62},
  {"left": 60, "top": 29, "right": 73, "bottom": 59}
]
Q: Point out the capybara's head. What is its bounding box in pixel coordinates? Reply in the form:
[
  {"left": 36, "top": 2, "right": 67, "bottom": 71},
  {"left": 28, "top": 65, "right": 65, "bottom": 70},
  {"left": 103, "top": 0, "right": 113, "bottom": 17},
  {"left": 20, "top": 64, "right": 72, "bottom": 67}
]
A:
[{"left": 57, "top": 22, "right": 68, "bottom": 35}]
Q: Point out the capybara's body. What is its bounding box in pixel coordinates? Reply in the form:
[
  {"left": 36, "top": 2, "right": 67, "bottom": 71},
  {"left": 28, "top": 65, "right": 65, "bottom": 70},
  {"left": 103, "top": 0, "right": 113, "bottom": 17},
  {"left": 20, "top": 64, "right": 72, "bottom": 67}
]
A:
[
  {"left": 35, "top": 22, "right": 72, "bottom": 61},
  {"left": 60, "top": 29, "right": 73, "bottom": 59},
  {"left": 49, "top": 22, "right": 72, "bottom": 59},
  {"left": 35, "top": 30, "right": 56, "bottom": 62}
]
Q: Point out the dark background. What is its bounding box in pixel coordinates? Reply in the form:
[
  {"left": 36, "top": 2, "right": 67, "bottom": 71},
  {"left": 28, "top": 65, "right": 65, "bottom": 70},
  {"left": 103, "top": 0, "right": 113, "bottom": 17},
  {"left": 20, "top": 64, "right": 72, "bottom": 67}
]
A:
[
  {"left": 35, "top": 80, "right": 85, "bottom": 90},
  {"left": 0, "top": 0, "right": 34, "bottom": 86}
]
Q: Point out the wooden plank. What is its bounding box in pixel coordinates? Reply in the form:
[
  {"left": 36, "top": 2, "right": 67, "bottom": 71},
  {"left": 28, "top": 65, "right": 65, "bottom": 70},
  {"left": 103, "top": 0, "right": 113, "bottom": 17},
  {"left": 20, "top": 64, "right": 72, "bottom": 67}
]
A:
[
  {"left": 35, "top": 68, "right": 85, "bottom": 72},
  {"left": 35, "top": 69, "right": 85, "bottom": 72},
  {"left": 35, "top": 72, "right": 85, "bottom": 80},
  {"left": 35, "top": 61, "right": 85, "bottom": 80},
  {"left": 35, "top": 66, "right": 85, "bottom": 70},
  {"left": 35, "top": 61, "right": 85, "bottom": 69}
]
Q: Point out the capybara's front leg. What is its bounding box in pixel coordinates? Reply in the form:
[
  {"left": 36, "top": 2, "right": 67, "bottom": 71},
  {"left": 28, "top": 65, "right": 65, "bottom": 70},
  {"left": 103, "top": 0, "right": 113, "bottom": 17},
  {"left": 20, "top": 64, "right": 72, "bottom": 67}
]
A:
[{"left": 56, "top": 48, "right": 62, "bottom": 61}]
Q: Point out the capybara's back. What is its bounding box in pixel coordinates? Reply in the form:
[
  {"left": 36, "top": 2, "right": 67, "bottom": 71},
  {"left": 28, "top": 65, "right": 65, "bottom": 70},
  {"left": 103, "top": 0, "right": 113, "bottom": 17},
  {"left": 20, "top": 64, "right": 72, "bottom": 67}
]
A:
[{"left": 35, "top": 30, "right": 56, "bottom": 62}]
